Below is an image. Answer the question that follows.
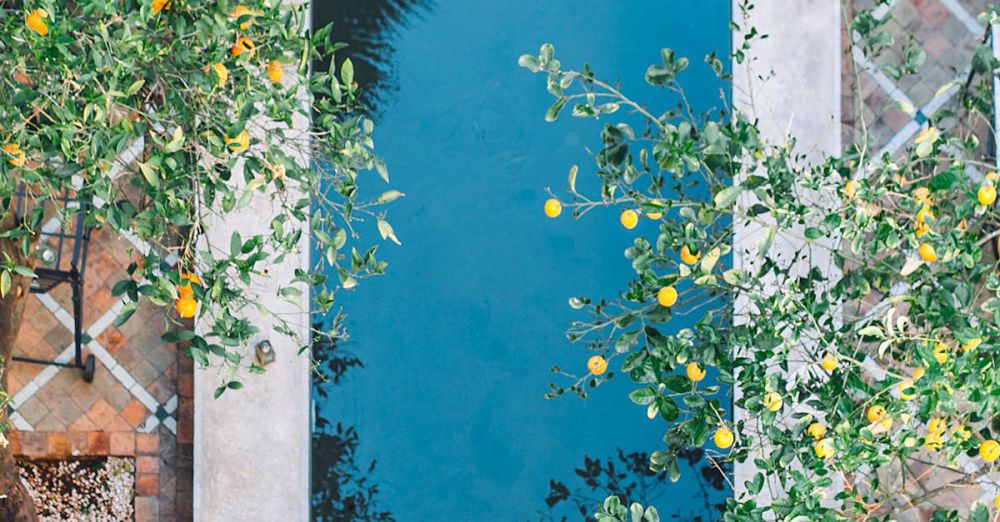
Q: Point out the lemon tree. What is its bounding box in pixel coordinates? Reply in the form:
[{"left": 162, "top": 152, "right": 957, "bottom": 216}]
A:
[
  {"left": 522, "top": 5, "right": 1000, "bottom": 520},
  {"left": 0, "top": 2, "right": 397, "bottom": 517}
]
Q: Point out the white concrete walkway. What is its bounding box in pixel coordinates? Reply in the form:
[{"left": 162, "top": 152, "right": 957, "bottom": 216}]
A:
[{"left": 731, "top": 0, "right": 842, "bottom": 501}]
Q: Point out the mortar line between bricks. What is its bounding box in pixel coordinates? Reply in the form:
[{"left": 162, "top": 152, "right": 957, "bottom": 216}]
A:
[
  {"left": 89, "top": 339, "right": 160, "bottom": 412},
  {"left": 10, "top": 343, "right": 75, "bottom": 409}
]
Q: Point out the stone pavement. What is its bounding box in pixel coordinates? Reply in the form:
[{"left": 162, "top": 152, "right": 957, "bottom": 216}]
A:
[
  {"left": 8, "top": 225, "right": 193, "bottom": 521},
  {"left": 841, "top": 0, "right": 996, "bottom": 518},
  {"left": 844, "top": 0, "right": 992, "bottom": 157}
]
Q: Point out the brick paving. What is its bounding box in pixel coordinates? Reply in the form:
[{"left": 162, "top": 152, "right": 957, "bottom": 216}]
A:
[
  {"left": 9, "top": 225, "right": 193, "bottom": 521},
  {"left": 844, "top": 0, "right": 989, "bottom": 156},
  {"left": 841, "top": 0, "right": 995, "bottom": 516}
]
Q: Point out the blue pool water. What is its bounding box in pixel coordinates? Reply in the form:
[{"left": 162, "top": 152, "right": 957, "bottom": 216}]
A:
[{"left": 312, "top": 1, "right": 730, "bottom": 520}]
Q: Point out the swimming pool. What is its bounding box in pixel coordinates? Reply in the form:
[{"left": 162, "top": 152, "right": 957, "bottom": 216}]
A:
[{"left": 311, "top": 1, "right": 731, "bottom": 519}]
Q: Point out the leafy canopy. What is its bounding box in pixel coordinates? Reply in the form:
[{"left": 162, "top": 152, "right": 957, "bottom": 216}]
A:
[
  {"left": 522, "top": 4, "right": 1000, "bottom": 520},
  {"left": 0, "top": 0, "right": 398, "bottom": 395}
]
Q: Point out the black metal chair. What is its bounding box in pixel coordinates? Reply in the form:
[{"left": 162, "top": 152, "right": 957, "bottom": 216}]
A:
[{"left": 13, "top": 188, "right": 96, "bottom": 382}]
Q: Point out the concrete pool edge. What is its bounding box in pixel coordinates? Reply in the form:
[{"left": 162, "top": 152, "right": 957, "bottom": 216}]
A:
[
  {"left": 731, "top": 0, "right": 842, "bottom": 502},
  {"left": 192, "top": 0, "right": 312, "bottom": 519}
]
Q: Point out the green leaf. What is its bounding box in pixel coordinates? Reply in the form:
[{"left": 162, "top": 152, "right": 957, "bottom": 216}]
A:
[
  {"left": 377, "top": 219, "right": 402, "bottom": 245},
  {"left": 615, "top": 330, "right": 641, "bottom": 353},
  {"left": 12, "top": 265, "right": 35, "bottom": 278},
  {"left": 700, "top": 247, "right": 721, "bottom": 273},
  {"left": 0, "top": 270, "right": 10, "bottom": 298},
  {"left": 517, "top": 54, "right": 542, "bottom": 73},
  {"left": 126, "top": 79, "right": 145, "bottom": 96},
  {"left": 164, "top": 126, "right": 185, "bottom": 153},
  {"left": 376, "top": 190, "right": 405, "bottom": 203},
  {"left": 628, "top": 386, "right": 657, "bottom": 405},
  {"left": 137, "top": 161, "right": 159, "bottom": 188},
  {"left": 545, "top": 98, "right": 567, "bottom": 122},
  {"left": 340, "top": 57, "right": 354, "bottom": 87},
  {"left": 112, "top": 302, "right": 137, "bottom": 328},
  {"left": 713, "top": 185, "right": 742, "bottom": 208},
  {"left": 970, "top": 501, "right": 989, "bottom": 522},
  {"left": 230, "top": 232, "right": 242, "bottom": 257}
]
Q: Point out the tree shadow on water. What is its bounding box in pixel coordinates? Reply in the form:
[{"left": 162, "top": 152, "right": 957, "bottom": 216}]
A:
[
  {"left": 537, "top": 448, "right": 728, "bottom": 522},
  {"left": 312, "top": 0, "right": 433, "bottom": 117},
  {"left": 311, "top": 327, "right": 394, "bottom": 522}
]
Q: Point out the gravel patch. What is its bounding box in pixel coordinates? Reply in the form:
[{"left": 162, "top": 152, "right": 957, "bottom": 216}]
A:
[{"left": 18, "top": 457, "right": 134, "bottom": 521}]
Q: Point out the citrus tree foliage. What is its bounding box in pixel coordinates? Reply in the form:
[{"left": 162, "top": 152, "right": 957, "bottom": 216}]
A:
[
  {"left": 522, "top": 6, "right": 1000, "bottom": 521},
  {"left": 0, "top": 1, "right": 397, "bottom": 394}
]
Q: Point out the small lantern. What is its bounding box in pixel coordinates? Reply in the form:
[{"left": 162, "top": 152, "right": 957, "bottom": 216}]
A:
[{"left": 255, "top": 340, "right": 276, "bottom": 367}]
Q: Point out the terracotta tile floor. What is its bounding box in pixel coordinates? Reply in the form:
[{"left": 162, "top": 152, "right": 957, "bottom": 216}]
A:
[{"left": 9, "top": 227, "right": 193, "bottom": 522}]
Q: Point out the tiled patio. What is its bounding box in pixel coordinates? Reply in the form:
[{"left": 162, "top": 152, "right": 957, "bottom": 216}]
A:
[
  {"left": 8, "top": 226, "right": 193, "bottom": 521},
  {"left": 840, "top": 0, "right": 995, "bottom": 515},
  {"left": 844, "top": 0, "right": 992, "bottom": 156}
]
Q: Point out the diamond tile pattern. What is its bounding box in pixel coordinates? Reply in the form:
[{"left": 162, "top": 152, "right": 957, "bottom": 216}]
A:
[
  {"left": 10, "top": 226, "right": 193, "bottom": 521},
  {"left": 840, "top": 0, "right": 996, "bottom": 515},
  {"left": 844, "top": 0, "right": 988, "bottom": 154}
]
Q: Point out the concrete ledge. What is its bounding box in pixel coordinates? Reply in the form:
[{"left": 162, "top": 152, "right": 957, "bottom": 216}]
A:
[{"left": 731, "top": 0, "right": 841, "bottom": 500}]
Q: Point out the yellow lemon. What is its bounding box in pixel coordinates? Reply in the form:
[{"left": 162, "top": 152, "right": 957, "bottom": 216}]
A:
[
  {"left": 918, "top": 243, "right": 937, "bottom": 263},
  {"left": 686, "top": 362, "right": 706, "bottom": 382},
  {"left": 713, "top": 427, "right": 734, "bottom": 449},
  {"left": 657, "top": 286, "right": 677, "bottom": 307},
  {"left": 174, "top": 296, "right": 198, "bottom": 319},
  {"left": 952, "top": 425, "right": 971, "bottom": 442},
  {"left": 933, "top": 342, "right": 949, "bottom": 364},
  {"left": 915, "top": 126, "right": 939, "bottom": 144},
  {"left": 928, "top": 417, "right": 946, "bottom": 434},
  {"left": 980, "top": 185, "right": 997, "bottom": 206},
  {"left": 226, "top": 130, "right": 249, "bottom": 154},
  {"left": 231, "top": 5, "right": 256, "bottom": 29},
  {"left": 267, "top": 60, "right": 284, "bottom": 84},
  {"left": 177, "top": 273, "right": 202, "bottom": 298},
  {"left": 3, "top": 143, "right": 26, "bottom": 167},
  {"left": 912, "top": 367, "right": 925, "bottom": 380},
  {"left": 988, "top": 172, "right": 1000, "bottom": 183},
  {"left": 916, "top": 205, "right": 934, "bottom": 226},
  {"left": 25, "top": 9, "right": 48, "bottom": 35},
  {"left": 587, "top": 355, "right": 607, "bottom": 376},
  {"left": 762, "top": 392, "right": 782, "bottom": 412},
  {"left": 151, "top": 0, "right": 172, "bottom": 13},
  {"left": 543, "top": 198, "right": 562, "bottom": 218},
  {"left": 963, "top": 338, "right": 982, "bottom": 352},
  {"left": 995, "top": 494, "right": 1000, "bottom": 509},
  {"left": 620, "top": 210, "right": 638, "bottom": 230},
  {"left": 646, "top": 211, "right": 663, "bottom": 220},
  {"left": 898, "top": 379, "right": 916, "bottom": 400},
  {"left": 866, "top": 405, "right": 887, "bottom": 423},
  {"left": 814, "top": 438, "right": 835, "bottom": 459},
  {"left": 981, "top": 440, "right": 1000, "bottom": 462},
  {"left": 807, "top": 422, "right": 827, "bottom": 440},
  {"left": 844, "top": 179, "right": 859, "bottom": 200},
  {"left": 924, "top": 432, "right": 944, "bottom": 451},
  {"left": 680, "top": 245, "right": 700, "bottom": 265},
  {"left": 209, "top": 63, "right": 229, "bottom": 86},
  {"left": 879, "top": 416, "right": 893, "bottom": 430},
  {"left": 820, "top": 352, "right": 838, "bottom": 372},
  {"left": 231, "top": 36, "right": 256, "bottom": 58}
]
